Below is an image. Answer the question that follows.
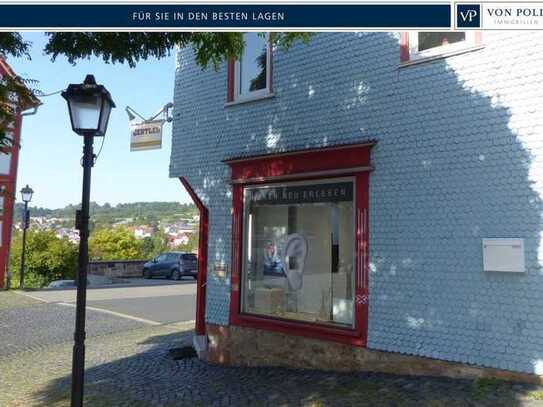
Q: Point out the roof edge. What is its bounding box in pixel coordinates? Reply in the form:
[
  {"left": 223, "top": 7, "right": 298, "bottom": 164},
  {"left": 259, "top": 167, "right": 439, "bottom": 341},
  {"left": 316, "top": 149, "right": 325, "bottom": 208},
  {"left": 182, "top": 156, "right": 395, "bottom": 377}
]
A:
[{"left": 0, "top": 57, "right": 41, "bottom": 109}]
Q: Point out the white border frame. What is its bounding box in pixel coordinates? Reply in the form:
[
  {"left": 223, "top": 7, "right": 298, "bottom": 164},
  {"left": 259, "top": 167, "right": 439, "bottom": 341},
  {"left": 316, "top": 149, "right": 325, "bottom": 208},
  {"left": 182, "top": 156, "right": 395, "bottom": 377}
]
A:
[
  {"left": 409, "top": 31, "right": 476, "bottom": 61},
  {"left": 233, "top": 32, "right": 272, "bottom": 103}
]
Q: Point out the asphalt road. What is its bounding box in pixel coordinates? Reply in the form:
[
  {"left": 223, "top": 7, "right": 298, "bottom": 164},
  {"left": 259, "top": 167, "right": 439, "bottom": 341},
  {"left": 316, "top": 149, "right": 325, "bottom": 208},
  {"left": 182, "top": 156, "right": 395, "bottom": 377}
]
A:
[
  {"left": 87, "top": 293, "right": 196, "bottom": 324},
  {"left": 24, "top": 278, "right": 197, "bottom": 325}
]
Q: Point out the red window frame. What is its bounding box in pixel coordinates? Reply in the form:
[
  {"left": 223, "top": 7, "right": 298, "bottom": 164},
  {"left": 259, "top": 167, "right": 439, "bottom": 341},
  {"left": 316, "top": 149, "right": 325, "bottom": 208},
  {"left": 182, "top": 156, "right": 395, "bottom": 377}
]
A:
[
  {"left": 225, "top": 143, "right": 374, "bottom": 347},
  {"left": 400, "top": 31, "right": 483, "bottom": 63}
]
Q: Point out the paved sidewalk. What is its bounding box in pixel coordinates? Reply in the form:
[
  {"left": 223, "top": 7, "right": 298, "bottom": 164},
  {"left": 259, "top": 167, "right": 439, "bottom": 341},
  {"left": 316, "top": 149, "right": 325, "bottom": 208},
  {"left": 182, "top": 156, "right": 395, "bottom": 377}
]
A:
[
  {"left": 2, "top": 292, "right": 543, "bottom": 406},
  {"left": 0, "top": 289, "right": 41, "bottom": 310}
]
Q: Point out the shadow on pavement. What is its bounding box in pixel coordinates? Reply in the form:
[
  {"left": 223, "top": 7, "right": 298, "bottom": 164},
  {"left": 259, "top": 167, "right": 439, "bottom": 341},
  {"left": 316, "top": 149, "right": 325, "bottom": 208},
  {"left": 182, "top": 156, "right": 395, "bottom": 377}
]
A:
[{"left": 29, "top": 330, "right": 543, "bottom": 407}]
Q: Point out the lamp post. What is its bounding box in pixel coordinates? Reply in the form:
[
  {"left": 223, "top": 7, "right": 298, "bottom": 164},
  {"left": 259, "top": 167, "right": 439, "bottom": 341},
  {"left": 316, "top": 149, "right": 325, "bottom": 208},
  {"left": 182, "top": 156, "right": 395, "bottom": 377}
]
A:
[
  {"left": 62, "top": 75, "right": 115, "bottom": 407},
  {"left": 19, "top": 184, "right": 33, "bottom": 289}
]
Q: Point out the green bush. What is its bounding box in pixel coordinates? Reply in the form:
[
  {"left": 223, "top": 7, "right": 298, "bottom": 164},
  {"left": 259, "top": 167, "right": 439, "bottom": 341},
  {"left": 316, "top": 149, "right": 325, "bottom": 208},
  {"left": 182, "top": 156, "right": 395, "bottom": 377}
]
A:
[
  {"left": 9, "top": 229, "right": 78, "bottom": 288},
  {"left": 89, "top": 226, "right": 145, "bottom": 260},
  {"left": 140, "top": 231, "right": 169, "bottom": 259}
]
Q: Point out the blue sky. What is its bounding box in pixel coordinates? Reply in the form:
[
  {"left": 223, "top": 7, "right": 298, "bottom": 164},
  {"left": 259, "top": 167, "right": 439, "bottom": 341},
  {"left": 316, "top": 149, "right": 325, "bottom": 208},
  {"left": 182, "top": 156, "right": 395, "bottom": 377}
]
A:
[{"left": 9, "top": 32, "right": 191, "bottom": 209}]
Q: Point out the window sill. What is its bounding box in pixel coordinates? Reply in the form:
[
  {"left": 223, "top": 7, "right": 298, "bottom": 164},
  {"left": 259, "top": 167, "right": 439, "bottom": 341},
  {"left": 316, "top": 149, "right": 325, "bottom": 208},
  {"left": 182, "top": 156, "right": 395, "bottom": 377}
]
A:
[
  {"left": 231, "top": 312, "right": 365, "bottom": 347},
  {"left": 399, "top": 45, "right": 485, "bottom": 68},
  {"left": 225, "top": 92, "right": 275, "bottom": 107}
]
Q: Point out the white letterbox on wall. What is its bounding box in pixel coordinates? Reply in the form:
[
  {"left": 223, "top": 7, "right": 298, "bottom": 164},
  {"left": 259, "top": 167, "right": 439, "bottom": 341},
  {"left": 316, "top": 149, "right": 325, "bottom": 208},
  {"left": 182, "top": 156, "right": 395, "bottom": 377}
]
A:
[{"left": 482, "top": 238, "right": 525, "bottom": 273}]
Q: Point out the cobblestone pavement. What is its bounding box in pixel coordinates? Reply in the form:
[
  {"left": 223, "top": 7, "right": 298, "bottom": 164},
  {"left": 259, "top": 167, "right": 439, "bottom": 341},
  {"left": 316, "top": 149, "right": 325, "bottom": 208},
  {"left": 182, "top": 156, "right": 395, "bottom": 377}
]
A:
[
  {"left": 0, "top": 291, "right": 40, "bottom": 311},
  {"left": 2, "top": 291, "right": 543, "bottom": 406},
  {"left": 0, "top": 300, "right": 147, "bottom": 357}
]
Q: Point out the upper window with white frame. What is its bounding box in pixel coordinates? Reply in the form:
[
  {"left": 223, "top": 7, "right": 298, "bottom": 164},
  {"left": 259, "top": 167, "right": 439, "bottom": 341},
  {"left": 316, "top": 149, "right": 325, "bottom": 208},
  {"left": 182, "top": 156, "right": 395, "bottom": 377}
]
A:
[
  {"left": 232, "top": 32, "right": 272, "bottom": 102},
  {"left": 408, "top": 32, "right": 478, "bottom": 61}
]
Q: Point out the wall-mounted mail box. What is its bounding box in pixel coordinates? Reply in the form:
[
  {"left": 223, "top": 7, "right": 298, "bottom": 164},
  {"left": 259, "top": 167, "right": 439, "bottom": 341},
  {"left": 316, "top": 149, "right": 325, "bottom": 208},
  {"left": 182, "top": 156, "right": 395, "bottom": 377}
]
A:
[{"left": 482, "top": 238, "right": 525, "bottom": 273}]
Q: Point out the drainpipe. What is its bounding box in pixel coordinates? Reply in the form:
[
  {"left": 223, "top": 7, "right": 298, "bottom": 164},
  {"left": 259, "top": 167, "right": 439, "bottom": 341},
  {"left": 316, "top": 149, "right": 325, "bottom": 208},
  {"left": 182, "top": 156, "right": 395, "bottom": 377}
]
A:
[{"left": 21, "top": 106, "right": 39, "bottom": 117}]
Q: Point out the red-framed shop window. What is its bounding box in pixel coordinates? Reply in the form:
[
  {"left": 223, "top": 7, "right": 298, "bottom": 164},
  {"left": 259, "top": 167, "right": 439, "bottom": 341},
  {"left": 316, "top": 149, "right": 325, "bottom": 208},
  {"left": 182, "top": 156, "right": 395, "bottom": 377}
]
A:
[{"left": 225, "top": 143, "right": 374, "bottom": 347}]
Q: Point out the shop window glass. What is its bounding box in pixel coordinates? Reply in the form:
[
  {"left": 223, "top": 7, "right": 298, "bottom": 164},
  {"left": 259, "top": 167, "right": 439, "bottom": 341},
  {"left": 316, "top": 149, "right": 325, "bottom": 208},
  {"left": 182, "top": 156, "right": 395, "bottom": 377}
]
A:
[{"left": 241, "top": 178, "right": 355, "bottom": 327}]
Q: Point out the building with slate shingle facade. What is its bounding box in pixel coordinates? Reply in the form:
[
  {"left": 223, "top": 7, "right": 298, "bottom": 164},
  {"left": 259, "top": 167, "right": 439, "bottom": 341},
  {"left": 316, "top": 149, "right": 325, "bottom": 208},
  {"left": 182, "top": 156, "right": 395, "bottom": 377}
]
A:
[{"left": 170, "top": 32, "right": 543, "bottom": 381}]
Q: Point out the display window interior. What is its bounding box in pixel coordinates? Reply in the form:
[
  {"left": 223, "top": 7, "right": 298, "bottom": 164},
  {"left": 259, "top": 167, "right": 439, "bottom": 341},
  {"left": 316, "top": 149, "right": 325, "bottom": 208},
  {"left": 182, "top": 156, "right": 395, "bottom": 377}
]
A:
[{"left": 241, "top": 178, "right": 355, "bottom": 328}]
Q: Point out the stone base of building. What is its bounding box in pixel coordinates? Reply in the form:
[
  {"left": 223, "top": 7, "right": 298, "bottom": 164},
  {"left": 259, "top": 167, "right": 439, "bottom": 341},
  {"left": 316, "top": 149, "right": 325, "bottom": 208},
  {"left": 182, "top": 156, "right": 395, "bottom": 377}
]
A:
[
  {"left": 206, "top": 323, "right": 543, "bottom": 385},
  {"left": 88, "top": 260, "right": 147, "bottom": 278}
]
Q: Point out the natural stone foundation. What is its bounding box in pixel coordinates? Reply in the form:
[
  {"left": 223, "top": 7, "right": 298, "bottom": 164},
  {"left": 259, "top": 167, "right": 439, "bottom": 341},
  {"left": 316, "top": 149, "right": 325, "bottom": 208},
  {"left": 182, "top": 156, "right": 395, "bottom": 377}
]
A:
[
  {"left": 88, "top": 260, "right": 147, "bottom": 278},
  {"left": 206, "top": 323, "right": 543, "bottom": 385}
]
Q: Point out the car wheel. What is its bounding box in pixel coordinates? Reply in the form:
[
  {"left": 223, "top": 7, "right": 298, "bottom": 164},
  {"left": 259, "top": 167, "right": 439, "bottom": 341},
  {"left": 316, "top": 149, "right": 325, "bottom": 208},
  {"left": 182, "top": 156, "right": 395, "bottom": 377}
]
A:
[
  {"left": 172, "top": 269, "right": 181, "bottom": 280},
  {"left": 143, "top": 269, "right": 152, "bottom": 279}
]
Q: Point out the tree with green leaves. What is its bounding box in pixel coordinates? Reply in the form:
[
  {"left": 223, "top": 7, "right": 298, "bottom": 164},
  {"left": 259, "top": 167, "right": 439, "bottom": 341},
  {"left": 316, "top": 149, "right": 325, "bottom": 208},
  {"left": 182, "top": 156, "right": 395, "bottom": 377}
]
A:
[
  {"left": 140, "top": 230, "right": 169, "bottom": 259},
  {"left": 0, "top": 32, "right": 312, "bottom": 148},
  {"left": 172, "top": 232, "right": 199, "bottom": 254},
  {"left": 89, "top": 226, "right": 144, "bottom": 260},
  {"left": 0, "top": 33, "right": 38, "bottom": 150},
  {"left": 9, "top": 229, "right": 78, "bottom": 288}
]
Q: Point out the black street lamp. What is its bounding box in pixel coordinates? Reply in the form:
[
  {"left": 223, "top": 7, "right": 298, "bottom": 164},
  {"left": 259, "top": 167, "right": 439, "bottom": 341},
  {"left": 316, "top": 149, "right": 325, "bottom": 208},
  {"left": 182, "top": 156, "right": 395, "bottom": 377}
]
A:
[
  {"left": 62, "top": 74, "right": 115, "bottom": 407},
  {"left": 19, "top": 184, "right": 33, "bottom": 289}
]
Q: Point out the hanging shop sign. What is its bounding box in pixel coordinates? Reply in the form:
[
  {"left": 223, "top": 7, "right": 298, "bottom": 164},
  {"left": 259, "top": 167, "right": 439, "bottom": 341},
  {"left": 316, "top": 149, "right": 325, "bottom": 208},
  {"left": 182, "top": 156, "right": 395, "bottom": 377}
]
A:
[{"left": 130, "top": 120, "right": 164, "bottom": 151}]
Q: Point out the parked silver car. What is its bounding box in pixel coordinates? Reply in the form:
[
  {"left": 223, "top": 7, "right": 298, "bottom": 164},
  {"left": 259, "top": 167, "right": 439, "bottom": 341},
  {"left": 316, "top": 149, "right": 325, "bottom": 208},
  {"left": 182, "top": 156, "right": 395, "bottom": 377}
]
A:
[{"left": 47, "top": 280, "right": 76, "bottom": 288}]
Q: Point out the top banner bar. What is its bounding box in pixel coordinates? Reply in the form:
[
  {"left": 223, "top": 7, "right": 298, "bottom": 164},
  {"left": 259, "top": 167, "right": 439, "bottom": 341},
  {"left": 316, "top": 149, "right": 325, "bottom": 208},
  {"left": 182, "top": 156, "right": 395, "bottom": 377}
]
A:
[{"left": 0, "top": 4, "right": 451, "bottom": 29}]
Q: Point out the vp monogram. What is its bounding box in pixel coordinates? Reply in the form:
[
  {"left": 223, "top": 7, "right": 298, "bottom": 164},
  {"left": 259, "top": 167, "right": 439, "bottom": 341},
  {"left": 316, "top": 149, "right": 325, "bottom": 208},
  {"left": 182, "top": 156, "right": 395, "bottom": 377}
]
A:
[
  {"left": 457, "top": 4, "right": 481, "bottom": 27},
  {"left": 460, "top": 9, "right": 478, "bottom": 22}
]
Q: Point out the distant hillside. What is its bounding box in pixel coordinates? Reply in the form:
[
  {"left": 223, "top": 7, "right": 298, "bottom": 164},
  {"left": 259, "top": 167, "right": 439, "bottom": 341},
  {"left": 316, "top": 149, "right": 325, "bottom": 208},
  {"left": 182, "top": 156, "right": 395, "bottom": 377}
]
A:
[{"left": 14, "top": 201, "right": 198, "bottom": 226}]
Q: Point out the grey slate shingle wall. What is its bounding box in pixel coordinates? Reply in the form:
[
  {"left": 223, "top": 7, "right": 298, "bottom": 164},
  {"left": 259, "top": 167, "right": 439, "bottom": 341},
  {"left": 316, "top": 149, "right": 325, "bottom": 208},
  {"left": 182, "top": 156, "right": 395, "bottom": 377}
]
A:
[{"left": 170, "top": 32, "right": 543, "bottom": 374}]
